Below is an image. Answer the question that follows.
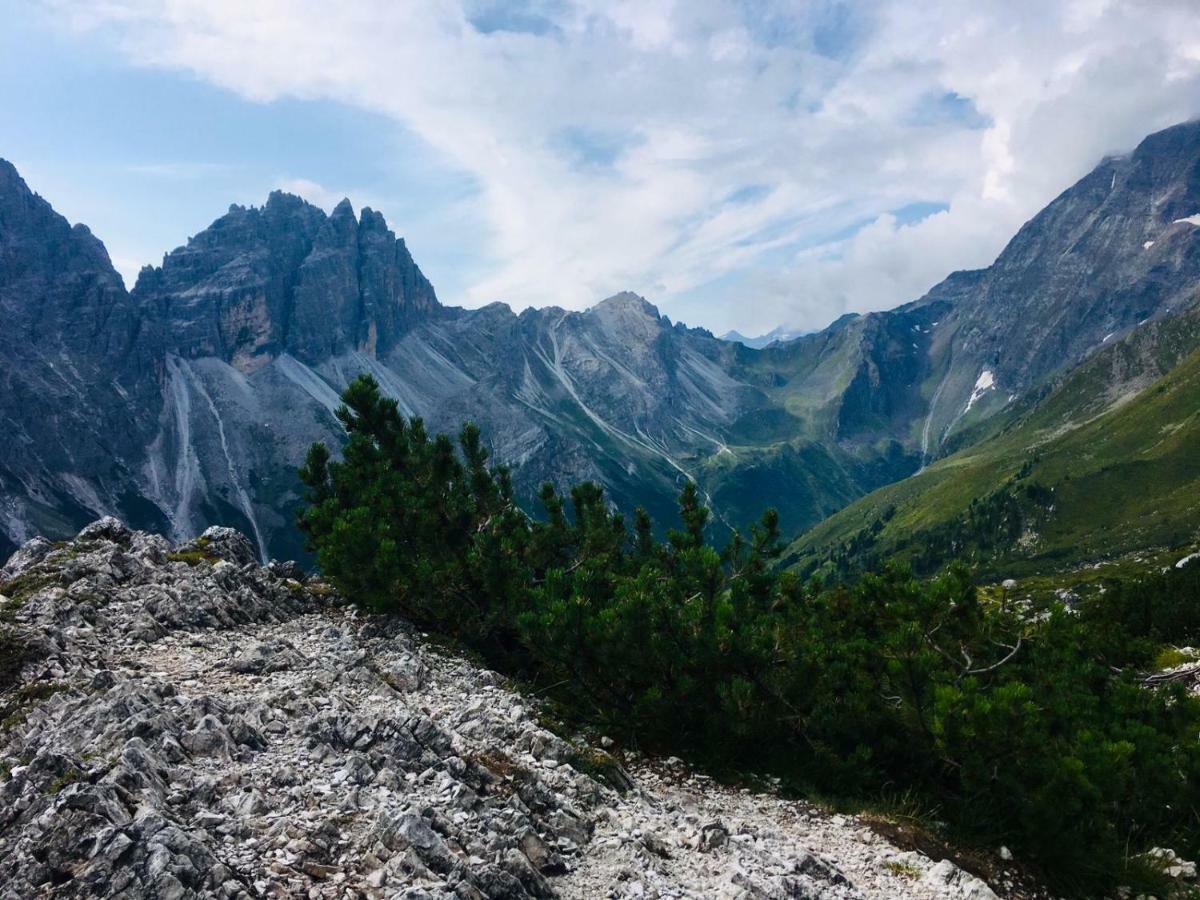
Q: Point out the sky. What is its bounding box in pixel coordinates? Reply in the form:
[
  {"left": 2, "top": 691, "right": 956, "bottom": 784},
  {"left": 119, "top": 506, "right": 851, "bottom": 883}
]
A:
[{"left": 2, "top": 1, "right": 1200, "bottom": 336}]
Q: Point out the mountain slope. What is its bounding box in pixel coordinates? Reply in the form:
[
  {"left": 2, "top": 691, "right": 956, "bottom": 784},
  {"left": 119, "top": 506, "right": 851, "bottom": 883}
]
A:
[
  {"left": 0, "top": 160, "right": 166, "bottom": 551},
  {"left": 3, "top": 120, "right": 1200, "bottom": 561},
  {"left": 905, "top": 120, "right": 1200, "bottom": 454},
  {"left": 0, "top": 161, "right": 923, "bottom": 560},
  {"left": 786, "top": 304, "right": 1200, "bottom": 579}
]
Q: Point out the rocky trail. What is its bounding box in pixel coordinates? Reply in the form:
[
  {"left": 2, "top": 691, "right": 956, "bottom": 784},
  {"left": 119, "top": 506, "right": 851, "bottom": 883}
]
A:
[{"left": 1, "top": 519, "right": 1021, "bottom": 899}]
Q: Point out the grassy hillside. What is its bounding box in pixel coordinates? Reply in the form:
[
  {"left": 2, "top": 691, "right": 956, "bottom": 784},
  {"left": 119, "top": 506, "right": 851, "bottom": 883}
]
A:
[{"left": 786, "top": 310, "right": 1200, "bottom": 581}]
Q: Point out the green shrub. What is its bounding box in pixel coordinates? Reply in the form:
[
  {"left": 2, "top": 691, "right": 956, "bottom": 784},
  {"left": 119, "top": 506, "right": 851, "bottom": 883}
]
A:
[
  {"left": 0, "top": 626, "right": 32, "bottom": 693},
  {"left": 299, "top": 375, "right": 1200, "bottom": 896},
  {"left": 0, "top": 571, "right": 58, "bottom": 605}
]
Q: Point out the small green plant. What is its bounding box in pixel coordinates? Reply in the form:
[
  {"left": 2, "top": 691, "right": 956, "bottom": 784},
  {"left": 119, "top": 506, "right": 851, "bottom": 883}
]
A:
[
  {"left": 884, "top": 861, "right": 921, "bottom": 878},
  {"left": 166, "top": 549, "right": 220, "bottom": 567},
  {"left": 47, "top": 768, "right": 82, "bottom": 794},
  {"left": 0, "top": 571, "right": 59, "bottom": 606}
]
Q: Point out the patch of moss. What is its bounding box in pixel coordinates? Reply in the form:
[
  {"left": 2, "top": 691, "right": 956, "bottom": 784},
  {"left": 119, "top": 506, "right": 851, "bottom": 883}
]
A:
[
  {"left": 0, "top": 571, "right": 59, "bottom": 606},
  {"left": 48, "top": 768, "right": 82, "bottom": 794},
  {"left": 568, "top": 747, "right": 632, "bottom": 793},
  {"left": 166, "top": 549, "right": 220, "bottom": 567}
]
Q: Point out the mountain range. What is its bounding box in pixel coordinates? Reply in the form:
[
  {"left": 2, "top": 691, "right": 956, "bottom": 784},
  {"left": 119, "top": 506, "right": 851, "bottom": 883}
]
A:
[
  {"left": 3, "top": 120, "right": 1200, "bottom": 566},
  {"left": 718, "top": 325, "right": 807, "bottom": 349}
]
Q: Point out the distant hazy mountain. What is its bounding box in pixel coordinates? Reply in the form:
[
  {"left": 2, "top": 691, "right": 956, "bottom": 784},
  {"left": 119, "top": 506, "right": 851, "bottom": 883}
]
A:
[
  {"left": 720, "top": 325, "right": 808, "bottom": 349},
  {"left": 3, "top": 120, "right": 1200, "bottom": 562}
]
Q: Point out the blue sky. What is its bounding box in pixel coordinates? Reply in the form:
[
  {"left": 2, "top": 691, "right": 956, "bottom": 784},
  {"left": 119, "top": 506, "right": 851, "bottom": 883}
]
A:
[
  {"left": 3, "top": 1, "right": 1200, "bottom": 335},
  {"left": 0, "top": 6, "right": 485, "bottom": 296}
]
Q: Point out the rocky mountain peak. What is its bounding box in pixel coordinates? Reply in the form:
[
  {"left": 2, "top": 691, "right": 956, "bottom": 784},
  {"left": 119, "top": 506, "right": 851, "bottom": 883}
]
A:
[
  {"left": 132, "top": 191, "right": 439, "bottom": 371},
  {"left": 591, "top": 291, "right": 660, "bottom": 317},
  {"left": 585, "top": 292, "right": 666, "bottom": 344},
  {"left": 906, "top": 119, "right": 1200, "bottom": 451},
  {"left": 0, "top": 161, "right": 158, "bottom": 546},
  {"left": 0, "top": 158, "right": 27, "bottom": 198}
]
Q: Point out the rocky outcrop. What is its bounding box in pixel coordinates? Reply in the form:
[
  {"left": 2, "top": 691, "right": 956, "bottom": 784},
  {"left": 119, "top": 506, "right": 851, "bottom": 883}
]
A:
[
  {"left": 0, "top": 521, "right": 1017, "bottom": 898},
  {"left": 133, "top": 193, "right": 438, "bottom": 372},
  {"left": 0, "top": 161, "right": 166, "bottom": 560},
  {"left": 912, "top": 120, "right": 1200, "bottom": 447}
]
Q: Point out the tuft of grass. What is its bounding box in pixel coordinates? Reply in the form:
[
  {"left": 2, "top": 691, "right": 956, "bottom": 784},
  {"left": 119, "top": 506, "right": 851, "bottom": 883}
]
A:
[
  {"left": 0, "top": 626, "right": 33, "bottom": 693},
  {"left": 884, "top": 860, "right": 921, "bottom": 879},
  {"left": 47, "top": 768, "right": 82, "bottom": 795},
  {"left": 166, "top": 549, "right": 220, "bottom": 567},
  {"left": 568, "top": 747, "right": 633, "bottom": 793},
  {"left": 305, "top": 580, "right": 337, "bottom": 598},
  {"left": 1154, "top": 646, "right": 1200, "bottom": 671},
  {"left": 0, "top": 571, "right": 59, "bottom": 606},
  {"left": 0, "top": 680, "right": 68, "bottom": 734},
  {"left": 465, "top": 749, "right": 532, "bottom": 797}
]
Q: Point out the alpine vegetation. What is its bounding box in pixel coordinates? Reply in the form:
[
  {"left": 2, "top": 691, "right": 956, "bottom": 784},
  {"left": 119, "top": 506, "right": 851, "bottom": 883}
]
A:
[{"left": 299, "top": 374, "right": 1200, "bottom": 895}]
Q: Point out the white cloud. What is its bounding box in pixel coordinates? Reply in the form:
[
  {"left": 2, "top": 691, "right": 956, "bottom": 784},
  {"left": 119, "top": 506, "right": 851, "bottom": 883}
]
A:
[
  {"left": 274, "top": 177, "right": 345, "bottom": 213},
  {"left": 43, "top": 0, "right": 1200, "bottom": 333}
]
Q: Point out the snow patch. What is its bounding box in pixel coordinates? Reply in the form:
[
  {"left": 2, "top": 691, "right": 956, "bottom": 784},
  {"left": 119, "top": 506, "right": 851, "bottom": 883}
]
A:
[
  {"left": 1143, "top": 240, "right": 1155, "bottom": 249},
  {"left": 964, "top": 369, "right": 995, "bottom": 413},
  {"left": 1102, "top": 332, "right": 1115, "bottom": 343},
  {"left": 1177, "top": 552, "right": 1200, "bottom": 570},
  {"left": 1174, "top": 214, "right": 1200, "bottom": 227}
]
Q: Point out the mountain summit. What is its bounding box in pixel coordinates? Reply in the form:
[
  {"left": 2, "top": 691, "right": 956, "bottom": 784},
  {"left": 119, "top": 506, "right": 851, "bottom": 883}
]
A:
[{"left": 132, "top": 192, "right": 439, "bottom": 372}]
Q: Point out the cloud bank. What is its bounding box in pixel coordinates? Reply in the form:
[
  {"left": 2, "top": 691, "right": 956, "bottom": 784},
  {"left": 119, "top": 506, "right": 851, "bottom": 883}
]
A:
[{"left": 46, "top": 0, "right": 1200, "bottom": 334}]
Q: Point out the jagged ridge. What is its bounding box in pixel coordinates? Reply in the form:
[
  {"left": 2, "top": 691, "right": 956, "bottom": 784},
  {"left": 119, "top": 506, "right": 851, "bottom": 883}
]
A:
[{"left": 2, "top": 120, "right": 1200, "bottom": 562}]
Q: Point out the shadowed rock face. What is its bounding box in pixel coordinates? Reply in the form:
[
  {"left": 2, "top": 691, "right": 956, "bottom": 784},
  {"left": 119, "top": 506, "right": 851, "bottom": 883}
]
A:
[
  {"left": 910, "top": 120, "right": 1200, "bottom": 447},
  {"left": 0, "top": 160, "right": 166, "bottom": 558},
  {"left": 133, "top": 193, "right": 438, "bottom": 372},
  {"left": 2, "top": 120, "right": 1200, "bottom": 561}
]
